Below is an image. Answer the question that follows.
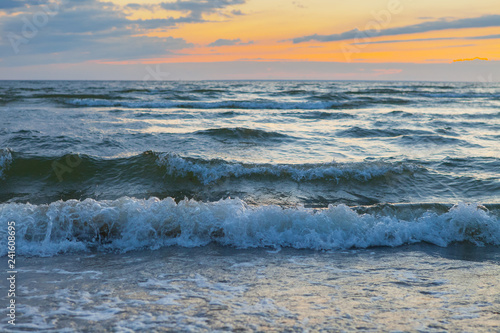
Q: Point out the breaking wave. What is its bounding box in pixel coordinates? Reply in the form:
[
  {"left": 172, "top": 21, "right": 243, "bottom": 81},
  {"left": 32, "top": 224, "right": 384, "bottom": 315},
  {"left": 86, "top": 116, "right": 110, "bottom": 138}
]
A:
[
  {"left": 0, "top": 198, "right": 498, "bottom": 257},
  {"left": 156, "top": 153, "right": 421, "bottom": 185}
]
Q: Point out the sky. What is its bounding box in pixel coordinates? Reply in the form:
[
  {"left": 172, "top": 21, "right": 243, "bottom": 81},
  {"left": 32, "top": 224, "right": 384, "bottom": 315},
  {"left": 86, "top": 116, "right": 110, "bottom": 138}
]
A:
[{"left": 0, "top": 0, "right": 499, "bottom": 80}]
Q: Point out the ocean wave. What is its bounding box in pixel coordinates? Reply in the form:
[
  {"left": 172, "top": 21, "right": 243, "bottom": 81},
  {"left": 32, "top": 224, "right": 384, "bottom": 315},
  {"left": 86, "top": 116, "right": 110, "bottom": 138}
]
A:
[
  {"left": 33, "top": 93, "right": 126, "bottom": 100},
  {"left": 189, "top": 88, "right": 227, "bottom": 93},
  {"left": 386, "top": 110, "right": 415, "bottom": 117},
  {"left": 0, "top": 149, "right": 13, "bottom": 179},
  {"left": 459, "top": 112, "right": 500, "bottom": 119},
  {"left": 217, "top": 111, "right": 241, "bottom": 117},
  {"left": 0, "top": 151, "right": 162, "bottom": 183},
  {"left": 129, "top": 110, "right": 242, "bottom": 120},
  {"left": 0, "top": 94, "right": 20, "bottom": 105},
  {"left": 336, "top": 127, "right": 432, "bottom": 138},
  {"left": 0, "top": 151, "right": 422, "bottom": 187},
  {"left": 156, "top": 153, "right": 421, "bottom": 185},
  {"left": 65, "top": 99, "right": 330, "bottom": 109},
  {"left": 194, "top": 127, "right": 290, "bottom": 140},
  {"left": 271, "top": 89, "right": 310, "bottom": 96},
  {"left": 284, "top": 111, "right": 355, "bottom": 119},
  {"left": 347, "top": 88, "right": 404, "bottom": 94},
  {"left": 398, "top": 135, "right": 477, "bottom": 146},
  {"left": 309, "top": 95, "right": 411, "bottom": 106},
  {"left": 0, "top": 198, "right": 498, "bottom": 257},
  {"left": 65, "top": 98, "right": 412, "bottom": 110},
  {"left": 411, "top": 84, "right": 456, "bottom": 89},
  {"left": 385, "top": 111, "right": 500, "bottom": 121},
  {"left": 416, "top": 92, "right": 496, "bottom": 99},
  {"left": 118, "top": 89, "right": 152, "bottom": 93}
]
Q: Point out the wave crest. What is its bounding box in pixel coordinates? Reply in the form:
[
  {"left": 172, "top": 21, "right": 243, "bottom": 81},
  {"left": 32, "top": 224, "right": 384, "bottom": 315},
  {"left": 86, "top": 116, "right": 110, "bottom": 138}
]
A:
[
  {"left": 65, "top": 98, "right": 413, "bottom": 110},
  {"left": 0, "top": 198, "right": 498, "bottom": 257},
  {"left": 156, "top": 153, "right": 421, "bottom": 185},
  {"left": 195, "top": 127, "right": 290, "bottom": 140}
]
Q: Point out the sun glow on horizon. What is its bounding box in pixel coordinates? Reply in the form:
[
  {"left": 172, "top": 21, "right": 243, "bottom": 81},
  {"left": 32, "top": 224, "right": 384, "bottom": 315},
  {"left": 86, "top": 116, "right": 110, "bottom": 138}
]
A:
[
  {"left": 100, "top": 0, "right": 500, "bottom": 65},
  {"left": 0, "top": 0, "right": 499, "bottom": 79}
]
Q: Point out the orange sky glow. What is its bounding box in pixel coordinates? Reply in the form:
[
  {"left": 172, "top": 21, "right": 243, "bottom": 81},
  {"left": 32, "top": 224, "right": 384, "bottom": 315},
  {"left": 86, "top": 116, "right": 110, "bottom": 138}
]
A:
[
  {"left": 108, "top": 0, "right": 500, "bottom": 64},
  {"left": 1, "top": 0, "right": 499, "bottom": 80}
]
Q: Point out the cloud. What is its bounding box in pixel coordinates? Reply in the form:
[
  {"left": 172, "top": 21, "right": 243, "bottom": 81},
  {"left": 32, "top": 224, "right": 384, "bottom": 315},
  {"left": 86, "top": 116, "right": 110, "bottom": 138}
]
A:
[
  {"left": 160, "top": 0, "right": 245, "bottom": 21},
  {"left": 0, "top": 0, "right": 26, "bottom": 10},
  {"left": 0, "top": 0, "right": 52, "bottom": 11},
  {"left": 126, "top": 0, "right": 247, "bottom": 19},
  {"left": 0, "top": 0, "right": 196, "bottom": 64},
  {"left": 352, "top": 34, "right": 500, "bottom": 45},
  {"left": 292, "top": 15, "right": 500, "bottom": 43},
  {"left": 124, "top": 3, "right": 143, "bottom": 10},
  {"left": 1, "top": 33, "right": 193, "bottom": 67},
  {"left": 208, "top": 38, "right": 253, "bottom": 47},
  {"left": 208, "top": 38, "right": 241, "bottom": 47},
  {"left": 468, "top": 34, "right": 500, "bottom": 40},
  {"left": 0, "top": 0, "right": 250, "bottom": 64}
]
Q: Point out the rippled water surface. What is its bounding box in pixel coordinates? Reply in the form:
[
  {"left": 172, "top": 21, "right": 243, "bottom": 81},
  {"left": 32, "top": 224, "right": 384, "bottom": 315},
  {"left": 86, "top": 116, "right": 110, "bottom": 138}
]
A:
[
  {"left": 1, "top": 80, "right": 499, "bottom": 206},
  {"left": 0, "top": 80, "right": 499, "bottom": 331}
]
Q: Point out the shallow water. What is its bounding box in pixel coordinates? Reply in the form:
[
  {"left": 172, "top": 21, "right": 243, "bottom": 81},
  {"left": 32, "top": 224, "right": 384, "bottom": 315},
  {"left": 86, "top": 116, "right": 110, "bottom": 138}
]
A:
[{"left": 2, "top": 245, "right": 499, "bottom": 332}]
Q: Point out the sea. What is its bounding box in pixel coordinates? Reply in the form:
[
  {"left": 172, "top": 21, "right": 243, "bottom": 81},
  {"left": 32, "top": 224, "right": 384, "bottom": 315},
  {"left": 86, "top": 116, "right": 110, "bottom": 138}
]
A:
[{"left": 0, "top": 80, "right": 499, "bottom": 332}]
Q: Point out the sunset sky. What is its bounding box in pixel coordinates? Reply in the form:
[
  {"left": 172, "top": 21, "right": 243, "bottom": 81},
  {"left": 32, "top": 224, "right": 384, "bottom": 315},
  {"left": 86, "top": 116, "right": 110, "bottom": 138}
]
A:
[{"left": 0, "top": 0, "right": 499, "bottom": 80}]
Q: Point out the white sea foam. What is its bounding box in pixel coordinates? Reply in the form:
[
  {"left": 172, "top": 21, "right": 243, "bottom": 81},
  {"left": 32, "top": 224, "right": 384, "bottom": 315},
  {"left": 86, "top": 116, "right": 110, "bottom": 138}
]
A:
[
  {"left": 156, "top": 153, "right": 419, "bottom": 184},
  {"left": 0, "top": 148, "right": 13, "bottom": 178},
  {"left": 0, "top": 197, "right": 499, "bottom": 257}
]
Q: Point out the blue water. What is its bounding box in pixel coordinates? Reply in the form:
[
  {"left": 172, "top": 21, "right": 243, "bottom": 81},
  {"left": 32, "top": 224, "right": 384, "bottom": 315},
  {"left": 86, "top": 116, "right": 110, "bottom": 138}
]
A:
[
  {"left": 0, "top": 80, "right": 499, "bottom": 255},
  {"left": 1, "top": 80, "right": 500, "bottom": 332}
]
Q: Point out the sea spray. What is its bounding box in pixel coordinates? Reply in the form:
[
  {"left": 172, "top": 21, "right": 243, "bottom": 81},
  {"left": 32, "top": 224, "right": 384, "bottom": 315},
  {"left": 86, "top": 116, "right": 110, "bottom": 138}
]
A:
[{"left": 1, "top": 197, "right": 498, "bottom": 257}]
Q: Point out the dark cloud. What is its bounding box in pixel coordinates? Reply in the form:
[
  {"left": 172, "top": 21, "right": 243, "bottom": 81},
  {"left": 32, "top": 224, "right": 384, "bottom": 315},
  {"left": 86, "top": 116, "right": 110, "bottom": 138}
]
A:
[
  {"left": 124, "top": 3, "right": 142, "bottom": 10},
  {"left": 128, "top": 0, "right": 247, "bottom": 21},
  {"left": 0, "top": 0, "right": 198, "bottom": 63},
  {"left": 0, "top": 0, "right": 249, "bottom": 63},
  {"left": 352, "top": 34, "right": 500, "bottom": 45},
  {"left": 208, "top": 38, "right": 241, "bottom": 47},
  {"left": 160, "top": 0, "right": 245, "bottom": 21},
  {"left": 468, "top": 34, "right": 500, "bottom": 40},
  {"left": 0, "top": 0, "right": 52, "bottom": 10},
  {"left": 0, "top": 0, "right": 26, "bottom": 10},
  {"left": 208, "top": 38, "right": 253, "bottom": 47},
  {"left": 1, "top": 32, "right": 193, "bottom": 66},
  {"left": 292, "top": 15, "right": 500, "bottom": 43}
]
